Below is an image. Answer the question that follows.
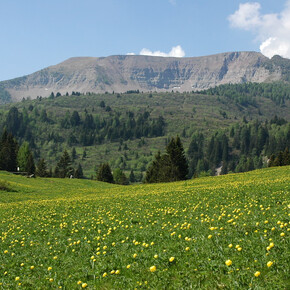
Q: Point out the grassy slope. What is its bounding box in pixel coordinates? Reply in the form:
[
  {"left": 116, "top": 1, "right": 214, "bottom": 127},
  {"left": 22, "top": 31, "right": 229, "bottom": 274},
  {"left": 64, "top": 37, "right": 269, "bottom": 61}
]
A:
[{"left": 0, "top": 166, "right": 289, "bottom": 288}]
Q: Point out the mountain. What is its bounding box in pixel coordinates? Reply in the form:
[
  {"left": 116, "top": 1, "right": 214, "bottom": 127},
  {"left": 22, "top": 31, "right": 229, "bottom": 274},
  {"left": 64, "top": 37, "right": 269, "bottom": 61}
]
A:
[{"left": 1, "top": 51, "right": 289, "bottom": 103}]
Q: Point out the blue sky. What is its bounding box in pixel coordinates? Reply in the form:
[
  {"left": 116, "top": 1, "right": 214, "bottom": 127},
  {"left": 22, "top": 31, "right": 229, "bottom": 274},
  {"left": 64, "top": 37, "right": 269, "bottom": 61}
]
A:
[{"left": 0, "top": 0, "right": 288, "bottom": 81}]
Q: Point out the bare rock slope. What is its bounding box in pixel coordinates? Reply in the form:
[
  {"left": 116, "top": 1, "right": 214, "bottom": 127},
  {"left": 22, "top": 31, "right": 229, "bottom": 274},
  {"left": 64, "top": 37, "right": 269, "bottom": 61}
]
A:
[{"left": 1, "top": 51, "right": 285, "bottom": 102}]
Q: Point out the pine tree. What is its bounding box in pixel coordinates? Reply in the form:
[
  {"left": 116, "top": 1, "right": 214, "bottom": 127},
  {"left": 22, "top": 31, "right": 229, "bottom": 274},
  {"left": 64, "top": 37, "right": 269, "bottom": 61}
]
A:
[
  {"left": 82, "top": 148, "right": 87, "bottom": 160},
  {"left": 273, "top": 151, "right": 284, "bottom": 166},
  {"left": 54, "top": 150, "right": 73, "bottom": 178},
  {"left": 26, "top": 153, "right": 35, "bottom": 175},
  {"left": 71, "top": 147, "right": 77, "bottom": 161},
  {"left": 36, "top": 158, "right": 48, "bottom": 177},
  {"left": 6, "top": 107, "right": 21, "bottom": 136},
  {"left": 0, "top": 130, "right": 18, "bottom": 172},
  {"left": 129, "top": 170, "right": 136, "bottom": 183},
  {"left": 70, "top": 111, "right": 81, "bottom": 126},
  {"left": 145, "top": 137, "right": 188, "bottom": 183},
  {"left": 96, "top": 163, "right": 114, "bottom": 183},
  {"left": 187, "top": 133, "right": 204, "bottom": 178},
  {"left": 221, "top": 161, "right": 228, "bottom": 175},
  {"left": 221, "top": 134, "right": 229, "bottom": 162},
  {"left": 17, "top": 142, "right": 30, "bottom": 172},
  {"left": 166, "top": 136, "right": 188, "bottom": 181},
  {"left": 282, "top": 148, "right": 290, "bottom": 165},
  {"left": 74, "top": 163, "right": 84, "bottom": 179},
  {"left": 245, "top": 157, "right": 255, "bottom": 172},
  {"left": 145, "top": 152, "right": 163, "bottom": 183}
]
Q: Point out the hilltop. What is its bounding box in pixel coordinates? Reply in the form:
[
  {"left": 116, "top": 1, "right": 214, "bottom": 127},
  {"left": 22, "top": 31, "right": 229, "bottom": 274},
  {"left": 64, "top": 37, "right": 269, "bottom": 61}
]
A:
[{"left": 1, "top": 51, "right": 290, "bottom": 102}]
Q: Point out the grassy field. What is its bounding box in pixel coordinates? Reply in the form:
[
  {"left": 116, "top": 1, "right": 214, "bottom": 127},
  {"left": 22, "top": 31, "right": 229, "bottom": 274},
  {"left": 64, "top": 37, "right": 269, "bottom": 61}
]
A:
[{"left": 0, "top": 166, "right": 289, "bottom": 289}]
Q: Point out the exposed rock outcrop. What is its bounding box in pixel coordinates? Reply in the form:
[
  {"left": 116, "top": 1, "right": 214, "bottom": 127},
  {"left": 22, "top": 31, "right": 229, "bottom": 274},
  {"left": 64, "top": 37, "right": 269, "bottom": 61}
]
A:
[{"left": 0, "top": 51, "right": 285, "bottom": 102}]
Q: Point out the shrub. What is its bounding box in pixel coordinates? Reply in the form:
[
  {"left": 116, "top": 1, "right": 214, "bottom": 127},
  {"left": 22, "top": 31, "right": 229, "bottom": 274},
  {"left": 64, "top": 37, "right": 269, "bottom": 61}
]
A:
[{"left": 0, "top": 180, "right": 12, "bottom": 191}]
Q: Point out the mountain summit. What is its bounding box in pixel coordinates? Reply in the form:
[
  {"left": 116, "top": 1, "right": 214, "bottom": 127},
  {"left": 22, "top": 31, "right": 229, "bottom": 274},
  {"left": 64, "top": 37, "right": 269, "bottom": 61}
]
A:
[{"left": 1, "top": 51, "right": 289, "bottom": 102}]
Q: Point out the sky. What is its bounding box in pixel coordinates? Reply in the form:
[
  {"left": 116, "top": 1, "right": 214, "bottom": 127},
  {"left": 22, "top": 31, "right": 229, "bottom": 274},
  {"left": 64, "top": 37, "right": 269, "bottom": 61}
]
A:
[{"left": 0, "top": 0, "right": 289, "bottom": 81}]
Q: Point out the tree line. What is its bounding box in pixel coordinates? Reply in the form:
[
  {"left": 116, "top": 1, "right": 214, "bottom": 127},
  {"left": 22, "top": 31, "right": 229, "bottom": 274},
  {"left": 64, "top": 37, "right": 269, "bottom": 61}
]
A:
[
  {"left": 198, "top": 82, "right": 290, "bottom": 106},
  {"left": 0, "top": 125, "right": 289, "bottom": 185},
  {"left": 187, "top": 116, "right": 290, "bottom": 177},
  {"left": 1, "top": 106, "right": 166, "bottom": 149},
  {"left": 0, "top": 129, "right": 134, "bottom": 184}
]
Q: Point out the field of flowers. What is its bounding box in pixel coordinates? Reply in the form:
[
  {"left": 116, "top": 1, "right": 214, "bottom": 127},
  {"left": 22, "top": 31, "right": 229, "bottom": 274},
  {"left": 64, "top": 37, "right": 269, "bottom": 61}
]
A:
[{"left": 0, "top": 166, "right": 289, "bottom": 289}]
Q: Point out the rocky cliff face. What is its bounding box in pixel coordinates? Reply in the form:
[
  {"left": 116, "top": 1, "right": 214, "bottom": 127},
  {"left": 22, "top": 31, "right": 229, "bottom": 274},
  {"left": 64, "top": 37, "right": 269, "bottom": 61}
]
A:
[{"left": 0, "top": 51, "right": 284, "bottom": 102}]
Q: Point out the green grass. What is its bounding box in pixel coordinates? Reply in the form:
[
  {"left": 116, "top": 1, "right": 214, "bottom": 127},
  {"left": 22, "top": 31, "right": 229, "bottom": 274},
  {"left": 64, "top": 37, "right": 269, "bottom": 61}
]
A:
[{"left": 0, "top": 166, "right": 289, "bottom": 289}]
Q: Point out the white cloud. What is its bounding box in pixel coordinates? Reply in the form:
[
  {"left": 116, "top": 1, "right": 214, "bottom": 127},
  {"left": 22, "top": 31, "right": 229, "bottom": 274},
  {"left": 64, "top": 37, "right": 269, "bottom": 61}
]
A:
[
  {"left": 126, "top": 52, "right": 136, "bottom": 55},
  {"left": 139, "top": 45, "right": 185, "bottom": 57},
  {"left": 228, "top": 1, "right": 290, "bottom": 58}
]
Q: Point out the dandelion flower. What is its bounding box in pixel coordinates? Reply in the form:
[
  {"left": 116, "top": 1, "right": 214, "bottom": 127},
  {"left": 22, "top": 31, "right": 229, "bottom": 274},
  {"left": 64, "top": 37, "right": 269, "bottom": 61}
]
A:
[
  {"left": 254, "top": 271, "right": 260, "bottom": 277},
  {"left": 225, "top": 260, "right": 232, "bottom": 266},
  {"left": 169, "top": 257, "right": 175, "bottom": 262},
  {"left": 150, "top": 265, "right": 156, "bottom": 272},
  {"left": 267, "top": 261, "right": 273, "bottom": 267}
]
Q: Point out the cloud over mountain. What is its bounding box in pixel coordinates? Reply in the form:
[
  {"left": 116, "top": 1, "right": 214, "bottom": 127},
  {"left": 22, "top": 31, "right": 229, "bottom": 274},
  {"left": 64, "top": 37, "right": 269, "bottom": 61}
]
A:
[
  {"left": 139, "top": 45, "right": 185, "bottom": 57},
  {"left": 229, "top": 1, "right": 290, "bottom": 59}
]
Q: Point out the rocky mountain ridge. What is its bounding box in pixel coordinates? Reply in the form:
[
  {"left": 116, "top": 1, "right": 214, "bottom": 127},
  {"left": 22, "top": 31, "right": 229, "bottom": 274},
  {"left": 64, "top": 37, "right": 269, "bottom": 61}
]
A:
[{"left": 0, "top": 51, "right": 287, "bottom": 102}]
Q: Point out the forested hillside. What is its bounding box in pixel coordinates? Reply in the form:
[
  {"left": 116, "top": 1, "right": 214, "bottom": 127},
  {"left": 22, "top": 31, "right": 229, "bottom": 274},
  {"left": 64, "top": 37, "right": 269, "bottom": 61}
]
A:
[
  {"left": 199, "top": 82, "right": 290, "bottom": 106},
  {"left": 0, "top": 82, "right": 289, "bottom": 180}
]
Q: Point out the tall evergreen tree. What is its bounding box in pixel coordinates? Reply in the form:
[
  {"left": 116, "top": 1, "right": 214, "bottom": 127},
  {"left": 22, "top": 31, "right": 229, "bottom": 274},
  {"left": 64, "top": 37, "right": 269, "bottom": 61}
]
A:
[
  {"left": 71, "top": 147, "right": 77, "bottom": 161},
  {"left": 187, "top": 133, "right": 204, "bottom": 178},
  {"left": 54, "top": 150, "right": 73, "bottom": 178},
  {"left": 282, "top": 148, "right": 290, "bottom": 165},
  {"left": 166, "top": 136, "right": 188, "bottom": 181},
  {"left": 129, "top": 170, "right": 136, "bottom": 183},
  {"left": 74, "top": 163, "right": 84, "bottom": 179},
  {"left": 5, "top": 107, "right": 21, "bottom": 136},
  {"left": 145, "top": 137, "right": 188, "bottom": 183},
  {"left": 36, "top": 158, "right": 48, "bottom": 177},
  {"left": 17, "top": 142, "right": 30, "bottom": 172},
  {"left": 26, "top": 153, "right": 35, "bottom": 175},
  {"left": 70, "top": 111, "right": 81, "bottom": 126},
  {"left": 146, "top": 152, "right": 171, "bottom": 183},
  {"left": 0, "top": 130, "right": 18, "bottom": 172},
  {"left": 96, "top": 163, "right": 114, "bottom": 183},
  {"left": 221, "top": 134, "right": 229, "bottom": 162}
]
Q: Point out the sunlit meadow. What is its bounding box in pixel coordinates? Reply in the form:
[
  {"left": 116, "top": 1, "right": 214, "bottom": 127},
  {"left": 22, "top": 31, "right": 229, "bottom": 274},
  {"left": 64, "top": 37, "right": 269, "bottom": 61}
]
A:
[{"left": 0, "top": 166, "right": 289, "bottom": 289}]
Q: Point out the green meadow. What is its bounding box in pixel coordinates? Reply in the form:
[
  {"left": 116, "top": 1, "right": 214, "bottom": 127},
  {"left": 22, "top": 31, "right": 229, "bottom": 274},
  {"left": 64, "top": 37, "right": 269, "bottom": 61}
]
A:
[{"left": 0, "top": 166, "right": 289, "bottom": 289}]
